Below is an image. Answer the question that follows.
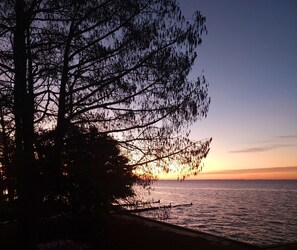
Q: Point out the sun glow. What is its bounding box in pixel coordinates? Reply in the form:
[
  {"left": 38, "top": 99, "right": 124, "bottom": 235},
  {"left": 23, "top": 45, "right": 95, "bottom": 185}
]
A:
[{"left": 158, "top": 167, "right": 297, "bottom": 180}]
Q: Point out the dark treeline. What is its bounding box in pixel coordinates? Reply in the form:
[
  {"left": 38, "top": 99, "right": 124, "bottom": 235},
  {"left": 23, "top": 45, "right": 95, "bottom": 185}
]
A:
[{"left": 0, "top": 0, "right": 211, "bottom": 249}]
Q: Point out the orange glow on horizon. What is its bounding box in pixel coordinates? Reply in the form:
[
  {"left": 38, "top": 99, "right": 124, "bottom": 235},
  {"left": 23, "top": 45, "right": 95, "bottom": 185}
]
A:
[{"left": 158, "top": 166, "right": 297, "bottom": 180}]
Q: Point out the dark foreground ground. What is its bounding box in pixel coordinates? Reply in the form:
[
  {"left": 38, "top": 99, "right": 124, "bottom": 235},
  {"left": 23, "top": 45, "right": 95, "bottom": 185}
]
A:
[
  {"left": 1, "top": 214, "right": 297, "bottom": 250},
  {"left": 101, "top": 214, "right": 297, "bottom": 250}
]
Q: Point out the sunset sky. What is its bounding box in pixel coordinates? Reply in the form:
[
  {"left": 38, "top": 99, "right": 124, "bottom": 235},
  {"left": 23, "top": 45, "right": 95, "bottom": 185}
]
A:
[{"left": 163, "top": 0, "right": 297, "bottom": 179}]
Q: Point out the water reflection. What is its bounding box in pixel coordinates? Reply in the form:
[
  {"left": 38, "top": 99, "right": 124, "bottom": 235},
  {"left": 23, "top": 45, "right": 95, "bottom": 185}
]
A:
[{"left": 134, "top": 180, "right": 297, "bottom": 246}]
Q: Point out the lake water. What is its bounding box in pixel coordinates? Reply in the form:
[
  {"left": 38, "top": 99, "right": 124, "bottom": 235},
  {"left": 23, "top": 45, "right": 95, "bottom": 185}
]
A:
[{"left": 133, "top": 180, "right": 297, "bottom": 247}]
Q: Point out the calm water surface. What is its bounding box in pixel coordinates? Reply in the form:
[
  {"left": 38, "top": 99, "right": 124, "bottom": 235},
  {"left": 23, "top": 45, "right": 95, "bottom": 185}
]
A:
[{"left": 134, "top": 180, "right": 297, "bottom": 247}]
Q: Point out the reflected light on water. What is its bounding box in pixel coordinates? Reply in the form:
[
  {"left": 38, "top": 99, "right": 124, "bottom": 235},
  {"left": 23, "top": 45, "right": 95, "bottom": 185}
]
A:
[{"left": 134, "top": 180, "right": 297, "bottom": 247}]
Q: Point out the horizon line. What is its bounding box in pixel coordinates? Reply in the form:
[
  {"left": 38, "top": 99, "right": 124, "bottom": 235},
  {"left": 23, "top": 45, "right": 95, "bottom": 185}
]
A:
[
  {"left": 199, "top": 166, "right": 297, "bottom": 175},
  {"left": 156, "top": 178, "right": 297, "bottom": 181},
  {"left": 157, "top": 166, "right": 297, "bottom": 180}
]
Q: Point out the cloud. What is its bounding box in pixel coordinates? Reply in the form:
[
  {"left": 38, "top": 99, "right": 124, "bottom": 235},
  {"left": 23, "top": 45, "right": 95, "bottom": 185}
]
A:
[
  {"left": 230, "top": 146, "right": 274, "bottom": 153},
  {"left": 231, "top": 134, "right": 297, "bottom": 153},
  {"left": 203, "top": 166, "right": 297, "bottom": 175},
  {"left": 229, "top": 144, "right": 297, "bottom": 153},
  {"left": 275, "top": 135, "right": 297, "bottom": 140}
]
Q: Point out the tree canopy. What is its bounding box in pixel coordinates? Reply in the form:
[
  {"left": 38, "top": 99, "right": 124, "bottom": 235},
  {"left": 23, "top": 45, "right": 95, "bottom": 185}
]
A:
[
  {"left": 0, "top": 1, "right": 211, "bottom": 247},
  {"left": 0, "top": 0, "right": 210, "bottom": 180}
]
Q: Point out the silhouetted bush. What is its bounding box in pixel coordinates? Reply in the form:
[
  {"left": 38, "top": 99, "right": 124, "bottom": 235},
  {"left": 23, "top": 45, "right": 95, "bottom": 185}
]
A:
[{"left": 37, "top": 126, "right": 139, "bottom": 216}]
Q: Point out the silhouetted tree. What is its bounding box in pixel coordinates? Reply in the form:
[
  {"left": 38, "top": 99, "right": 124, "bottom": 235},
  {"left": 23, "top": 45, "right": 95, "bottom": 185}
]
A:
[
  {"left": 1, "top": 0, "right": 211, "bottom": 179},
  {"left": 0, "top": 0, "right": 211, "bottom": 248},
  {"left": 42, "top": 0, "right": 211, "bottom": 179},
  {"left": 36, "top": 126, "right": 138, "bottom": 213},
  {"left": 35, "top": 126, "right": 139, "bottom": 240},
  {"left": 0, "top": 93, "right": 15, "bottom": 201},
  {"left": 62, "top": 126, "right": 138, "bottom": 210}
]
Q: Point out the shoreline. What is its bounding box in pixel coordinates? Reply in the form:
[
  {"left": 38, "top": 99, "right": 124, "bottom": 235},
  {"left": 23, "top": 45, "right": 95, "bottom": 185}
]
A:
[
  {"left": 1, "top": 213, "right": 297, "bottom": 250},
  {"left": 102, "top": 214, "right": 297, "bottom": 250}
]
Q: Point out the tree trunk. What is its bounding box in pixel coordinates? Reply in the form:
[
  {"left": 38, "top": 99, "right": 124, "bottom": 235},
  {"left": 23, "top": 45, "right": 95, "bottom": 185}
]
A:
[
  {"left": 13, "top": 0, "right": 38, "bottom": 249},
  {"left": 53, "top": 33, "right": 72, "bottom": 194}
]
